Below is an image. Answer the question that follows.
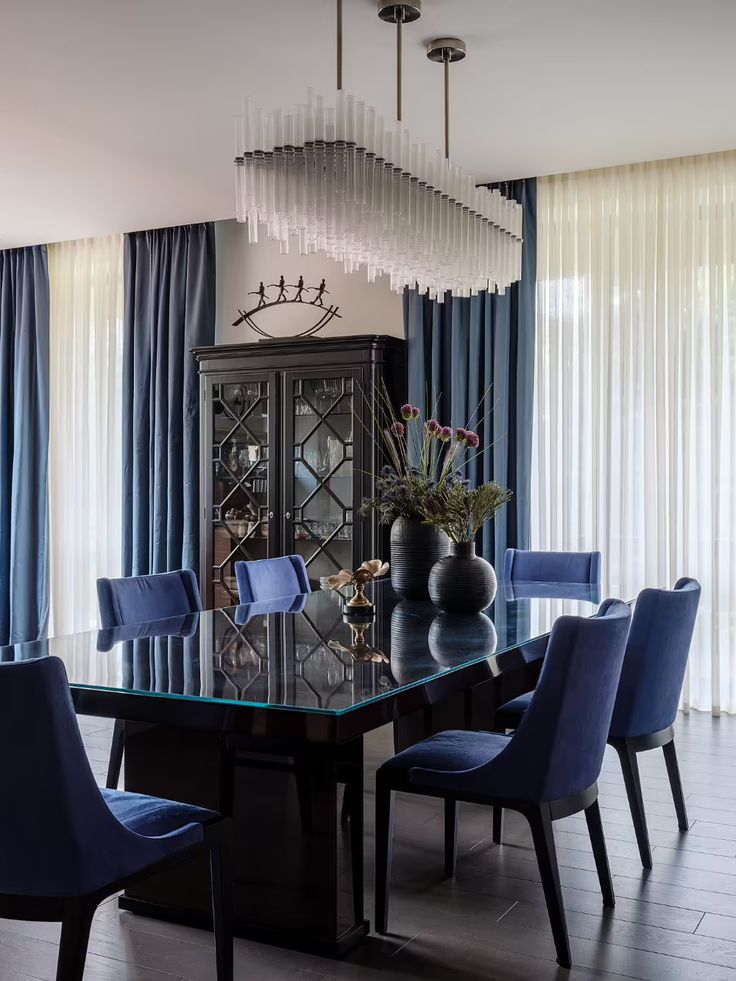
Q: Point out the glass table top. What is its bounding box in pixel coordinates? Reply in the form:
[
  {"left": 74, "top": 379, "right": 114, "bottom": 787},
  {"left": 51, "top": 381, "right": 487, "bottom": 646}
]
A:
[{"left": 0, "top": 579, "right": 631, "bottom": 716}]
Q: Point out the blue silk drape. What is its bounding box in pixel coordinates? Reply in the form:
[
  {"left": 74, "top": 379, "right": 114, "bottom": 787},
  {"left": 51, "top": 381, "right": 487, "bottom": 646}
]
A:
[
  {"left": 0, "top": 246, "right": 50, "bottom": 644},
  {"left": 122, "top": 224, "right": 216, "bottom": 578}
]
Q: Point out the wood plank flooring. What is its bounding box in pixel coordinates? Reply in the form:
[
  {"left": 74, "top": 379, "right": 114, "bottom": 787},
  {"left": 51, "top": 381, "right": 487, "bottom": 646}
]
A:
[{"left": 3, "top": 709, "right": 735, "bottom": 980}]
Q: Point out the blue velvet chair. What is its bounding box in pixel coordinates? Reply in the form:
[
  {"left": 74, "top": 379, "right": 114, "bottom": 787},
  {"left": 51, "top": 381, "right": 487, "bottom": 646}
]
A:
[
  {"left": 0, "top": 657, "right": 232, "bottom": 981},
  {"left": 234, "top": 555, "right": 310, "bottom": 604},
  {"left": 96, "top": 570, "right": 203, "bottom": 790},
  {"left": 375, "top": 600, "right": 632, "bottom": 969},
  {"left": 494, "top": 579, "right": 701, "bottom": 869},
  {"left": 502, "top": 547, "right": 602, "bottom": 585}
]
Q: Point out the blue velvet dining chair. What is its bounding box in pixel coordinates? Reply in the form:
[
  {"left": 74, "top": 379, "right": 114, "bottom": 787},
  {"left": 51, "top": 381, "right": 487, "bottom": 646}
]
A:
[
  {"left": 494, "top": 578, "right": 701, "bottom": 869},
  {"left": 0, "top": 656, "right": 233, "bottom": 981},
  {"left": 234, "top": 554, "right": 311, "bottom": 604},
  {"left": 375, "top": 600, "right": 632, "bottom": 969},
  {"left": 503, "top": 547, "right": 602, "bottom": 585},
  {"left": 96, "top": 570, "right": 203, "bottom": 790}
]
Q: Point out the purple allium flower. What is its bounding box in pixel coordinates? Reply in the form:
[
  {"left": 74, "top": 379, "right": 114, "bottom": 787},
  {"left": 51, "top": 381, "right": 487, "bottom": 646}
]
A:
[
  {"left": 400, "top": 403, "right": 421, "bottom": 421},
  {"left": 455, "top": 427, "right": 468, "bottom": 443},
  {"left": 465, "top": 430, "right": 480, "bottom": 448},
  {"left": 426, "top": 418, "right": 440, "bottom": 435},
  {"left": 439, "top": 426, "right": 453, "bottom": 442},
  {"left": 387, "top": 421, "right": 406, "bottom": 437}
]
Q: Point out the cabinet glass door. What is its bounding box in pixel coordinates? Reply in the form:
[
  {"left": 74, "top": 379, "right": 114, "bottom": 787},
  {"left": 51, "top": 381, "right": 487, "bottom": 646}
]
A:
[
  {"left": 210, "top": 377, "right": 273, "bottom": 607},
  {"left": 287, "top": 372, "right": 357, "bottom": 580}
]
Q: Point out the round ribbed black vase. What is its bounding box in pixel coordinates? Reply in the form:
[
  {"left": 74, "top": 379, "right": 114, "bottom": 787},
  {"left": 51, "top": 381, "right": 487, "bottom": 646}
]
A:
[
  {"left": 428, "top": 541, "right": 497, "bottom": 613},
  {"left": 390, "top": 516, "right": 450, "bottom": 600}
]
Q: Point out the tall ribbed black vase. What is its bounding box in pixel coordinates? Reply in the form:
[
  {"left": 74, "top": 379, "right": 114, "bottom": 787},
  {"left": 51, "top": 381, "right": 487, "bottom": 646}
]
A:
[
  {"left": 428, "top": 541, "right": 497, "bottom": 613},
  {"left": 390, "top": 516, "right": 450, "bottom": 600}
]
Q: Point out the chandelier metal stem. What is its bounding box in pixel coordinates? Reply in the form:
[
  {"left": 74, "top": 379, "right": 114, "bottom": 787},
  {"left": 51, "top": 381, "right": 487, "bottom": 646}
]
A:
[
  {"left": 396, "top": 13, "right": 403, "bottom": 120},
  {"left": 378, "top": 1, "right": 421, "bottom": 122},
  {"left": 444, "top": 55, "right": 449, "bottom": 159},
  {"left": 336, "top": 0, "right": 343, "bottom": 90}
]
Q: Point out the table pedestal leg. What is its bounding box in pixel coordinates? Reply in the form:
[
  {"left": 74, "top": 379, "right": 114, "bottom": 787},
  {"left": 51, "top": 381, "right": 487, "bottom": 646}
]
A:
[{"left": 119, "top": 723, "right": 368, "bottom": 956}]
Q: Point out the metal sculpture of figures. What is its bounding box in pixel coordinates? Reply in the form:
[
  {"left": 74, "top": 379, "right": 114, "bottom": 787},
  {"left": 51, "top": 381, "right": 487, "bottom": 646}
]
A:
[
  {"left": 232, "top": 276, "right": 342, "bottom": 338},
  {"left": 288, "top": 275, "right": 307, "bottom": 301},
  {"left": 310, "top": 278, "right": 329, "bottom": 307},
  {"left": 268, "top": 276, "right": 289, "bottom": 302},
  {"left": 247, "top": 282, "right": 269, "bottom": 308}
]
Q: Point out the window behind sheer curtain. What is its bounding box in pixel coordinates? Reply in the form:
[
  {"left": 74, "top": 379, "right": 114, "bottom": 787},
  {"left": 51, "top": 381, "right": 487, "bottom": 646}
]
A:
[
  {"left": 532, "top": 152, "right": 736, "bottom": 714},
  {"left": 48, "top": 236, "right": 124, "bottom": 635}
]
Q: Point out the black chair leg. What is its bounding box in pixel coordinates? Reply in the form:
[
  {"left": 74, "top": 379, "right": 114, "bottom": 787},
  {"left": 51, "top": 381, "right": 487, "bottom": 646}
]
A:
[
  {"left": 662, "top": 738, "right": 689, "bottom": 832},
  {"left": 209, "top": 823, "right": 234, "bottom": 981},
  {"left": 374, "top": 778, "right": 394, "bottom": 934},
  {"left": 105, "top": 718, "right": 125, "bottom": 790},
  {"left": 614, "top": 739, "right": 653, "bottom": 869},
  {"left": 294, "top": 757, "right": 313, "bottom": 834},
  {"left": 392, "top": 720, "right": 401, "bottom": 754},
  {"left": 527, "top": 806, "right": 571, "bottom": 969},
  {"left": 444, "top": 798, "right": 458, "bottom": 878},
  {"left": 56, "top": 898, "right": 96, "bottom": 981},
  {"left": 340, "top": 786, "right": 351, "bottom": 826},
  {"left": 348, "top": 769, "right": 364, "bottom": 924},
  {"left": 492, "top": 805, "right": 503, "bottom": 844},
  {"left": 584, "top": 799, "right": 615, "bottom": 907}
]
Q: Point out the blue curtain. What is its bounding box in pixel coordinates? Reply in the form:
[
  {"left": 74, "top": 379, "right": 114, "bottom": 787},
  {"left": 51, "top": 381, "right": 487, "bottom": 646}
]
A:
[
  {"left": 122, "top": 224, "right": 216, "bottom": 578},
  {"left": 0, "top": 247, "right": 50, "bottom": 644},
  {"left": 405, "top": 178, "right": 537, "bottom": 572}
]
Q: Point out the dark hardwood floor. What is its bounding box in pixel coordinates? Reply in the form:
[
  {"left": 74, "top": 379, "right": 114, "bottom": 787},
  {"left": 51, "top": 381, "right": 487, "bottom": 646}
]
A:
[{"left": 4, "top": 709, "right": 735, "bottom": 980}]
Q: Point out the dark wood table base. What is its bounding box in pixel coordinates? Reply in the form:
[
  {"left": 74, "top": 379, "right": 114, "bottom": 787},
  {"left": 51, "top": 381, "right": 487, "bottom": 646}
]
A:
[{"left": 120, "top": 722, "right": 367, "bottom": 956}]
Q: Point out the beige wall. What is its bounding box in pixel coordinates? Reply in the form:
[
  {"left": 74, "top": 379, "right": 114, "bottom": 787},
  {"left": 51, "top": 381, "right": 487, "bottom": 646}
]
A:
[{"left": 214, "top": 220, "right": 404, "bottom": 345}]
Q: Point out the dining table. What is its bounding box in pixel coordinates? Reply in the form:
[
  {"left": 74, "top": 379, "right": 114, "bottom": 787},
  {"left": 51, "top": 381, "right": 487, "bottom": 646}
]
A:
[{"left": 1, "top": 577, "right": 625, "bottom": 957}]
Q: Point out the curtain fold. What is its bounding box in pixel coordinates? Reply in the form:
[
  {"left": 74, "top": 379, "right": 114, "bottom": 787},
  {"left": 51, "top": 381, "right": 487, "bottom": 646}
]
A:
[
  {"left": 0, "top": 246, "right": 50, "bottom": 644},
  {"left": 123, "top": 224, "right": 216, "bottom": 578},
  {"left": 405, "top": 178, "right": 537, "bottom": 571},
  {"left": 48, "top": 236, "right": 124, "bottom": 635},
  {"left": 532, "top": 151, "right": 736, "bottom": 714}
]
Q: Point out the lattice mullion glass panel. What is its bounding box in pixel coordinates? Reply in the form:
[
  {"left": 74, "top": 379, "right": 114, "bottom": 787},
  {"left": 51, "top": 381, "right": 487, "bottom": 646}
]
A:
[
  {"left": 211, "top": 380, "right": 270, "bottom": 607},
  {"left": 291, "top": 375, "right": 354, "bottom": 580}
]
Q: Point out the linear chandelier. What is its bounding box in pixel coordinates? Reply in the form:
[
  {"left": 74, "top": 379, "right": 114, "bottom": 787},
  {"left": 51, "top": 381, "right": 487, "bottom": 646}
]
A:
[{"left": 234, "top": 1, "right": 523, "bottom": 301}]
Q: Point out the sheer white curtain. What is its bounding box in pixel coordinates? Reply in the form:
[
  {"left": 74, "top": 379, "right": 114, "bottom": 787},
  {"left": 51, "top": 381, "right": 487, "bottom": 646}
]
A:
[
  {"left": 532, "top": 151, "right": 736, "bottom": 714},
  {"left": 48, "top": 236, "right": 124, "bottom": 635}
]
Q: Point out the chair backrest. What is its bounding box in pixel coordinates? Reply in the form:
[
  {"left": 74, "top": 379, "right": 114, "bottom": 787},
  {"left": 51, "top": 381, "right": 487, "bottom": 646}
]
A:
[
  {"left": 97, "top": 570, "right": 202, "bottom": 629},
  {"left": 473, "top": 600, "right": 631, "bottom": 803},
  {"left": 0, "top": 657, "right": 182, "bottom": 897},
  {"left": 234, "top": 555, "right": 310, "bottom": 604},
  {"left": 503, "top": 548, "right": 601, "bottom": 585},
  {"left": 609, "top": 578, "right": 701, "bottom": 740}
]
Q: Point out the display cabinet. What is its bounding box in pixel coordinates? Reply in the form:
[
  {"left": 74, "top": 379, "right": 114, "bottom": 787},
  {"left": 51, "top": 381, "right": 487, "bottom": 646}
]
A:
[{"left": 194, "top": 335, "right": 405, "bottom": 608}]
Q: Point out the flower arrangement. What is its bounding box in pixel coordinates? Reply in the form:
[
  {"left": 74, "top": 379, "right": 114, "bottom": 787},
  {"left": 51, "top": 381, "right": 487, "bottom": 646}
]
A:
[
  {"left": 361, "top": 391, "right": 487, "bottom": 524},
  {"left": 361, "top": 387, "right": 510, "bottom": 539}
]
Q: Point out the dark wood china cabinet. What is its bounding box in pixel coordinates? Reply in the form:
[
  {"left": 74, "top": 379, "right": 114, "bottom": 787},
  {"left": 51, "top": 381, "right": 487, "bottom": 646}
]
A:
[{"left": 194, "top": 335, "right": 405, "bottom": 608}]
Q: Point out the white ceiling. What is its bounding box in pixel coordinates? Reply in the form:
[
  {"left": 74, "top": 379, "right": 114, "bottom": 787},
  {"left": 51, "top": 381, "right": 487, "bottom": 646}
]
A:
[{"left": 2, "top": 0, "right": 735, "bottom": 248}]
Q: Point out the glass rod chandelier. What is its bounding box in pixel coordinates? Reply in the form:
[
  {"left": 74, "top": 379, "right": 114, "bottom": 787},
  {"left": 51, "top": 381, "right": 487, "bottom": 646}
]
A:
[{"left": 234, "top": 1, "right": 523, "bottom": 301}]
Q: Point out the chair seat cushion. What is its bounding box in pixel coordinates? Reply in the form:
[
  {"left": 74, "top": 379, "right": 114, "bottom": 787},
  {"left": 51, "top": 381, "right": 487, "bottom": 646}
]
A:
[
  {"left": 379, "top": 730, "right": 512, "bottom": 790},
  {"left": 102, "top": 789, "right": 219, "bottom": 839},
  {"left": 494, "top": 691, "right": 533, "bottom": 730}
]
